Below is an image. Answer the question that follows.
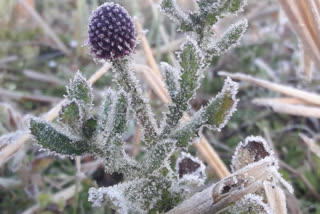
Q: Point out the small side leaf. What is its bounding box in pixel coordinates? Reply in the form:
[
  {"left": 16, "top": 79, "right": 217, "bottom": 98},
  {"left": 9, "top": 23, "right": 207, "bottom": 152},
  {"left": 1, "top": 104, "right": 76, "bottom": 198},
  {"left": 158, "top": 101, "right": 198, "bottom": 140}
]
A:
[
  {"left": 162, "top": 39, "right": 203, "bottom": 134},
  {"left": 161, "top": 62, "right": 181, "bottom": 101},
  {"left": 207, "top": 19, "right": 248, "bottom": 56},
  {"left": 170, "top": 78, "right": 238, "bottom": 147},
  {"left": 58, "top": 100, "right": 83, "bottom": 133},
  {"left": 67, "top": 71, "right": 93, "bottom": 105},
  {"left": 97, "top": 89, "right": 115, "bottom": 130},
  {"left": 30, "top": 118, "right": 89, "bottom": 156}
]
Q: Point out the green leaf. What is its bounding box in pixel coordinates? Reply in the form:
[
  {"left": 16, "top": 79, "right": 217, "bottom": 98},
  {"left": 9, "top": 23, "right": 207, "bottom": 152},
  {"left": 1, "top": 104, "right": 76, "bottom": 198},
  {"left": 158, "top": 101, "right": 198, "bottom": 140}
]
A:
[
  {"left": 170, "top": 78, "right": 238, "bottom": 147},
  {"left": 67, "top": 72, "right": 93, "bottom": 105},
  {"left": 83, "top": 117, "right": 97, "bottom": 139},
  {"left": 142, "top": 140, "right": 176, "bottom": 172},
  {"left": 97, "top": 89, "right": 115, "bottom": 132},
  {"left": 161, "top": 62, "right": 181, "bottom": 101},
  {"left": 58, "top": 100, "right": 83, "bottom": 132},
  {"left": 207, "top": 19, "right": 248, "bottom": 56},
  {"left": 161, "top": 39, "right": 203, "bottom": 134},
  {"left": 198, "top": 0, "right": 246, "bottom": 23},
  {"left": 30, "top": 118, "right": 89, "bottom": 155}
]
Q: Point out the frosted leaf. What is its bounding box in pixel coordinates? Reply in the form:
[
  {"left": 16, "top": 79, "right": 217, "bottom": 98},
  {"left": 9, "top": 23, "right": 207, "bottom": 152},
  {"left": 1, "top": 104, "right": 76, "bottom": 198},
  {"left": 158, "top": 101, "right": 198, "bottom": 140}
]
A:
[
  {"left": 170, "top": 78, "right": 238, "bottom": 147},
  {"left": 231, "top": 136, "right": 274, "bottom": 172},
  {"left": 113, "top": 59, "right": 159, "bottom": 142},
  {"left": 176, "top": 152, "right": 206, "bottom": 186},
  {"left": 142, "top": 139, "right": 176, "bottom": 173},
  {"left": 89, "top": 178, "right": 169, "bottom": 214},
  {"left": 228, "top": 193, "right": 272, "bottom": 214},
  {"left": 100, "top": 137, "right": 140, "bottom": 178},
  {"left": 161, "top": 38, "right": 204, "bottom": 135},
  {"left": 95, "top": 90, "right": 129, "bottom": 149},
  {"left": 207, "top": 19, "right": 248, "bottom": 56},
  {"left": 161, "top": 62, "right": 181, "bottom": 101},
  {"left": 58, "top": 99, "right": 84, "bottom": 134},
  {"left": 66, "top": 71, "right": 93, "bottom": 105},
  {"left": 30, "top": 118, "right": 89, "bottom": 156},
  {"left": 160, "top": 0, "right": 192, "bottom": 31},
  {"left": 97, "top": 88, "right": 116, "bottom": 131}
]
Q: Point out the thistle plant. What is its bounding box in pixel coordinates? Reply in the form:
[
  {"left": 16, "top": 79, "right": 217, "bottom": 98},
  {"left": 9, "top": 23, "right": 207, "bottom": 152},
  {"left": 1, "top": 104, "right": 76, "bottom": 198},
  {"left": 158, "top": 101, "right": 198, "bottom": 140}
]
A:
[{"left": 29, "top": 1, "right": 291, "bottom": 213}]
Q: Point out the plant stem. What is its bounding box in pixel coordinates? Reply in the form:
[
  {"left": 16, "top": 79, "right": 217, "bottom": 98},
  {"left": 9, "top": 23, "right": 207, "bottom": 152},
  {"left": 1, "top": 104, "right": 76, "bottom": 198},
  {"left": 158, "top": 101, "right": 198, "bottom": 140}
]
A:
[{"left": 112, "top": 59, "right": 158, "bottom": 144}]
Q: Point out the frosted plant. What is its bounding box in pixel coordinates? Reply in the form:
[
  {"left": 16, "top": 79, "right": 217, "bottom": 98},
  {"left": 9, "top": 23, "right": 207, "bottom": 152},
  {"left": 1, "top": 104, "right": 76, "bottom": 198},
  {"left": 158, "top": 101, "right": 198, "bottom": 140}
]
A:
[
  {"left": 28, "top": 1, "right": 292, "bottom": 213},
  {"left": 167, "top": 136, "right": 293, "bottom": 214}
]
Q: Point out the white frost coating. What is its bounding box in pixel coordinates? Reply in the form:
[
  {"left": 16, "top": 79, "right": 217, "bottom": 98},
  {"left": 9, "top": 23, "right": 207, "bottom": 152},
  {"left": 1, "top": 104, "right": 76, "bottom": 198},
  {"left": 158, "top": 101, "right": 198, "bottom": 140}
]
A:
[
  {"left": 207, "top": 19, "right": 248, "bottom": 56},
  {"left": 160, "top": 62, "right": 181, "bottom": 99},
  {"left": 0, "top": 131, "right": 25, "bottom": 147},
  {"left": 159, "top": 0, "right": 190, "bottom": 25},
  {"left": 229, "top": 193, "right": 273, "bottom": 214},
  {"left": 202, "top": 77, "right": 239, "bottom": 132},
  {"left": 231, "top": 135, "right": 275, "bottom": 172},
  {"left": 177, "top": 37, "right": 204, "bottom": 69},
  {"left": 66, "top": 71, "right": 93, "bottom": 106},
  {"left": 176, "top": 152, "right": 207, "bottom": 186}
]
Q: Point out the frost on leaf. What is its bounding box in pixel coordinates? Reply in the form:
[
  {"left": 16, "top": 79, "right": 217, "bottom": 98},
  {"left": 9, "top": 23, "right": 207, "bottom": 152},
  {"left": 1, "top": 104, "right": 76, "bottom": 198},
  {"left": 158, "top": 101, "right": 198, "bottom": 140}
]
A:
[
  {"left": 142, "top": 139, "right": 176, "bottom": 172},
  {"left": 160, "top": 0, "right": 191, "bottom": 31},
  {"left": 170, "top": 78, "right": 238, "bottom": 147},
  {"left": 228, "top": 193, "right": 272, "bottom": 214},
  {"left": 161, "top": 62, "right": 181, "bottom": 101},
  {"left": 58, "top": 99, "right": 84, "bottom": 134},
  {"left": 97, "top": 89, "right": 115, "bottom": 131},
  {"left": 231, "top": 136, "right": 274, "bottom": 172},
  {"left": 95, "top": 90, "right": 129, "bottom": 148},
  {"left": 207, "top": 19, "right": 248, "bottom": 56},
  {"left": 162, "top": 39, "right": 204, "bottom": 134},
  {"left": 66, "top": 71, "right": 93, "bottom": 105},
  {"left": 30, "top": 118, "right": 89, "bottom": 156},
  {"left": 89, "top": 178, "right": 170, "bottom": 214},
  {"left": 176, "top": 152, "right": 206, "bottom": 186}
]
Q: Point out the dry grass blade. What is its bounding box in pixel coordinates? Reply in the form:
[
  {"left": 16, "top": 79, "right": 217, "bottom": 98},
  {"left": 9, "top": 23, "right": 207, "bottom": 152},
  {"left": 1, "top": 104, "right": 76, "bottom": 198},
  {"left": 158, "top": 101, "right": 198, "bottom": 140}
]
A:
[
  {"left": 278, "top": 0, "right": 320, "bottom": 69},
  {"left": 264, "top": 183, "right": 287, "bottom": 214},
  {"left": 135, "top": 20, "right": 161, "bottom": 76},
  {"left": 253, "top": 97, "right": 315, "bottom": 106},
  {"left": 299, "top": 133, "right": 320, "bottom": 158},
  {"left": 136, "top": 21, "right": 230, "bottom": 178},
  {"left": 253, "top": 98, "right": 320, "bottom": 118},
  {"left": 0, "top": 63, "right": 111, "bottom": 167},
  {"left": 219, "top": 71, "right": 320, "bottom": 106},
  {"left": 18, "top": 0, "right": 71, "bottom": 55}
]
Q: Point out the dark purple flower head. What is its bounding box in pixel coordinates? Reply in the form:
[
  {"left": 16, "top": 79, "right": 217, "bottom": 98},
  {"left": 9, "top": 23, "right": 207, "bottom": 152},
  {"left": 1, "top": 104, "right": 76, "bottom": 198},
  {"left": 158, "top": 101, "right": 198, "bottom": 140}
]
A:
[{"left": 87, "top": 2, "right": 136, "bottom": 61}]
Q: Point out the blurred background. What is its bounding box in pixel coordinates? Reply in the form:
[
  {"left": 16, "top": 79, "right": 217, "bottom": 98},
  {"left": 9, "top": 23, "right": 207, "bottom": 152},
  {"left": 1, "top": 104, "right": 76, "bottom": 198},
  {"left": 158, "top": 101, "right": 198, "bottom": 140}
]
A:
[{"left": 0, "top": 0, "right": 320, "bottom": 213}]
